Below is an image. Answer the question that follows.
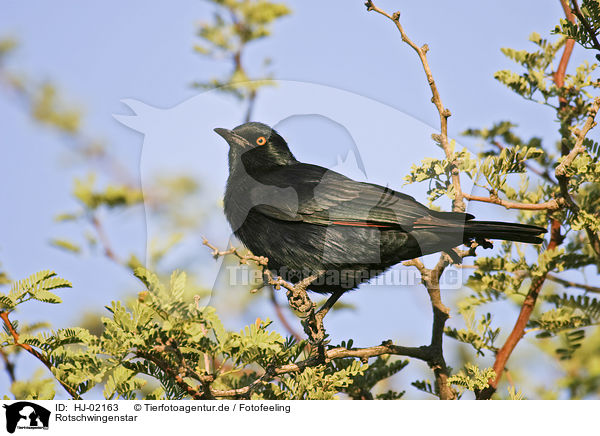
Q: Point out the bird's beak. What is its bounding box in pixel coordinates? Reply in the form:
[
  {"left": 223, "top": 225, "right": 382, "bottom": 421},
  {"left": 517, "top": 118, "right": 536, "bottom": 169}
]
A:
[{"left": 214, "top": 128, "right": 250, "bottom": 148}]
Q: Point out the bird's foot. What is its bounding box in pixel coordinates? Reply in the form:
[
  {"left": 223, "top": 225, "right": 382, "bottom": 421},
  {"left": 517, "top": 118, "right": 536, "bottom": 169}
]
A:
[
  {"left": 444, "top": 249, "right": 463, "bottom": 264},
  {"left": 475, "top": 238, "right": 494, "bottom": 249}
]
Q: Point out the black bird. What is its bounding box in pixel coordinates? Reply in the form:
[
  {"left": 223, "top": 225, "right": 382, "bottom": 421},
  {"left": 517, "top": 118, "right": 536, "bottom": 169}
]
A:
[{"left": 215, "top": 122, "right": 546, "bottom": 302}]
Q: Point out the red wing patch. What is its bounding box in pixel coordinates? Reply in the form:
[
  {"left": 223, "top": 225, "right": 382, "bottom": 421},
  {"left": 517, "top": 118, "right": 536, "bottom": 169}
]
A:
[
  {"left": 331, "top": 221, "right": 394, "bottom": 228},
  {"left": 413, "top": 216, "right": 459, "bottom": 229}
]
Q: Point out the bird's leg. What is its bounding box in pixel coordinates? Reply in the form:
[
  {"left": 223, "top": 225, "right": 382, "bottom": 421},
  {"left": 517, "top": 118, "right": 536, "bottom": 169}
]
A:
[
  {"left": 285, "top": 271, "right": 331, "bottom": 344},
  {"left": 249, "top": 275, "right": 268, "bottom": 294},
  {"left": 443, "top": 249, "right": 463, "bottom": 265},
  {"left": 296, "top": 289, "right": 346, "bottom": 359},
  {"left": 475, "top": 237, "right": 493, "bottom": 249},
  {"left": 315, "top": 289, "right": 345, "bottom": 320}
]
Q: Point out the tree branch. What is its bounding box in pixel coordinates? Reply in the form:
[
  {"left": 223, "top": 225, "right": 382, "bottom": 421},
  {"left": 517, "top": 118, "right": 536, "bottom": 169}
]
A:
[
  {"left": 555, "top": 0, "right": 577, "bottom": 108},
  {"left": 555, "top": 97, "right": 600, "bottom": 189},
  {"left": 476, "top": 27, "right": 600, "bottom": 397},
  {"left": 209, "top": 342, "right": 428, "bottom": 398},
  {"left": 365, "top": 0, "right": 464, "bottom": 213},
  {"left": 464, "top": 96, "right": 600, "bottom": 216},
  {"left": 136, "top": 349, "right": 211, "bottom": 400},
  {"left": 555, "top": 97, "right": 600, "bottom": 257},
  {"left": 555, "top": 1, "right": 600, "bottom": 258},
  {"left": 205, "top": 239, "right": 461, "bottom": 398},
  {"left": 202, "top": 238, "right": 304, "bottom": 340},
  {"left": 490, "top": 139, "right": 557, "bottom": 184},
  {"left": 570, "top": 0, "right": 600, "bottom": 53},
  {"left": 474, "top": 100, "right": 600, "bottom": 399},
  {"left": 0, "top": 311, "right": 82, "bottom": 399},
  {"left": 401, "top": 256, "right": 456, "bottom": 400},
  {"left": 546, "top": 273, "right": 600, "bottom": 293},
  {"left": 476, "top": 220, "right": 564, "bottom": 400},
  {"left": 463, "top": 193, "right": 561, "bottom": 210},
  {"left": 90, "top": 214, "right": 121, "bottom": 264},
  {"left": 366, "top": 0, "right": 465, "bottom": 399}
]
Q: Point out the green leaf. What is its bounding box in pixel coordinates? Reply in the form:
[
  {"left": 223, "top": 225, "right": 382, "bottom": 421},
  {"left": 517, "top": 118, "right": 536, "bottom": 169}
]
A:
[{"left": 49, "top": 238, "right": 81, "bottom": 254}]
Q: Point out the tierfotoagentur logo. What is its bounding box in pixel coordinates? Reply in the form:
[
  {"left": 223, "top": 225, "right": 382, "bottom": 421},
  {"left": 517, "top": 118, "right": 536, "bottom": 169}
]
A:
[
  {"left": 3, "top": 402, "right": 50, "bottom": 433},
  {"left": 225, "top": 264, "right": 463, "bottom": 289}
]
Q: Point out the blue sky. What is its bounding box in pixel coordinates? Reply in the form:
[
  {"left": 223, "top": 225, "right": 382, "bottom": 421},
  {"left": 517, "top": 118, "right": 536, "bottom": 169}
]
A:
[{"left": 0, "top": 1, "right": 594, "bottom": 399}]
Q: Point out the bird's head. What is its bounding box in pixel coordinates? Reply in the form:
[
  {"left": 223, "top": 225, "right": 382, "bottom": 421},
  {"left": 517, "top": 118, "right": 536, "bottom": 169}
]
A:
[{"left": 214, "top": 122, "right": 297, "bottom": 173}]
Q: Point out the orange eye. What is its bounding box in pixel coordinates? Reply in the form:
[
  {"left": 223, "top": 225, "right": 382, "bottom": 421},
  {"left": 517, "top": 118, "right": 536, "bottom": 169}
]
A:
[{"left": 256, "top": 136, "right": 266, "bottom": 145}]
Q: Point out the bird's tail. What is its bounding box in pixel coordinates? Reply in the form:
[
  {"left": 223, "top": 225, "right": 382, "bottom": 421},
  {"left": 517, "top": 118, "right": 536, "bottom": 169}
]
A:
[{"left": 463, "top": 220, "right": 547, "bottom": 244}]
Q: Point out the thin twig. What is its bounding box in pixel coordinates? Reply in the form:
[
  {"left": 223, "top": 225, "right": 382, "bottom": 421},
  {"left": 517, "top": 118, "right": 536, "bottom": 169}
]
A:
[
  {"left": 546, "top": 273, "right": 600, "bottom": 293},
  {"left": 556, "top": 97, "right": 600, "bottom": 258},
  {"left": 210, "top": 342, "right": 430, "bottom": 398},
  {"left": 0, "top": 311, "right": 82, "bottom": 399},
  {"left": 571, "top": 0, "right": 600, "bottom": 53},
  {"left": 365, "top": 1, "right": 464, "bottom": 213},
  {"left": 211, "top": 238, "right": 307, "bottom": 341},
  {"left": 195, "top": 299, "right": 213, "bottom": 375},
  {"left": 490, "top": 140, "right": 556, "bottom": 183},
  {"left": 211, "top": 363, "right": 277, "bottom": 398},
  {"left": 556, "top": 99, "right": 600, "bottom": 176},
  {"left": 202, "top": 238, "right": 268, "bottom": 266},
  {"left": 555, "top": 98, "right": 600, "bottom": 184},
  {"left": 462, "top": 265, "right": 600, "bottom": 294},
  {"left": 555, "top": 0, "right": 577, "bottom": 109},
  {"left": 463, "top": 193, "right": 561, "bottom": 210},
  {"left": 90, "top": 214, "right": 120, "bottom": 264},
  {"left": 245, "top": 89, "right": 257, "bottom": 123},
  {"left": 137, "top": 349, "right": 211, "bottom": 400}
]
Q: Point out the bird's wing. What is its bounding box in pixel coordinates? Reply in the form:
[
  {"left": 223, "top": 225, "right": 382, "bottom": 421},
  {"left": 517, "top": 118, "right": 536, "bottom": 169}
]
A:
[{"left": 249, "top": 163, "right": 473, "bottom": 230}]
